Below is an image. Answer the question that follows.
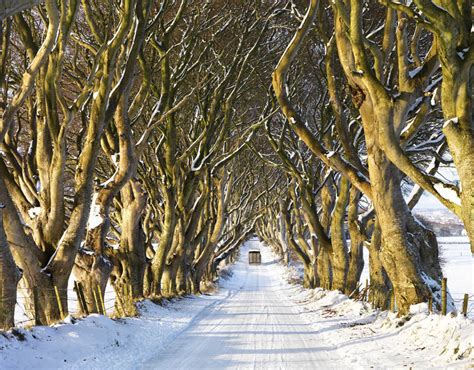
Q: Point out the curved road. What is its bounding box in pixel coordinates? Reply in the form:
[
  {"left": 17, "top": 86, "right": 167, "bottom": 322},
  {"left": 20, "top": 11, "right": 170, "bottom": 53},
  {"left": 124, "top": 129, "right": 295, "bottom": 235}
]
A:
[{"left": 144, "top": 242, "right": 342, "bottom": 369}]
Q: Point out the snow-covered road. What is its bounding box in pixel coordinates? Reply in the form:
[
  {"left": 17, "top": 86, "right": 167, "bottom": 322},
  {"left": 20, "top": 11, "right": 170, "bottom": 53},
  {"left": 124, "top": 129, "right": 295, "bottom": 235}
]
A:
[
  {"left": 1, "top": 239, "right": 472, "bottom": 369},
  {"left": 144, "top": 242, "right": 340, "bottom": 369}
]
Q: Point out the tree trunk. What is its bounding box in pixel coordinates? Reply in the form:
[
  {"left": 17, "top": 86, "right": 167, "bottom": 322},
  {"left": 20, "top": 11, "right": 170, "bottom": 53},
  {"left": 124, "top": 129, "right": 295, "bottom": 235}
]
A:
[
  {"left": 345, "top": 189, "right": 365, "bottom": 295},
  {"left": 161, "top": 263, "right": 177, "bottom": 297},
  {"left": 440, "top": 60, "right": 474, "bottom": 253},
  {"left": 73, "top": 247, "right": 112, "bottom": 314},
  {"left": 0, "top": 176, "right": 66, "bottom": 325},
  {"left": 161, "top": 219, "right": 184, "bottom": 297},
  {"left": 367, "top": 146, "right": 436, "bottom": 314},
  {"left": 143, "top": 261, "right": 154, "bottom": 298},
  {"left": 190, "top": 268, "right": 202, "bottom": 295},
  {"left": 367, "top": 223, "right": 391, "bottom": 309},
  {"left": 150, "top": 188, "right": 176, "bottom": 297},
  {"left": 14, "top": 270, "right": 68, "bottom": 325},
  {"left": 330, "top": 178, "right": 350, "bottom": 292},
  {"left": 303, "top": 262, "right": 316, "bottom": 288},
  {"left": 176, "top": 256, "right": 187, "bottom": 295},
  {"left": 318, "top": 181, "right": 334, "bottom": 290},
  {"left": 455, "top": 144, "right": 474, "bottom": 252},
  {"left": 110, "top": 224, "right": 147, "bottom": 315},
  {"left": 73, "top": 201, "right": 113, "bottom": 315},
  {"left": 0, "top": 206, "right": 22, "bottom": 330},
  {"left": 278, "top": 199, "right": 290, "bottom": 265},
  {"left": 317, "top": 248, "right": 332, "bottom": 289},
  {"left": 110, "top": 180, "right": 147, "bottom": 304}
]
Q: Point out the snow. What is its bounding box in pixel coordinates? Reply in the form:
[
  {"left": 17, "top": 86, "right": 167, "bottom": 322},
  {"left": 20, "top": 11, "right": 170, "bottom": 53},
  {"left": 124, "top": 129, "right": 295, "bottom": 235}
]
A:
[
  {"left": 434, "top": 183, "right": 462, "bottom": 206},
  {"left": 2, "top": 240, "right": 472, "bottom": 368},
  {"left": 111, "top": 153, "right": 119, "bottom": 166},
  {"left": 430, "top": 87, "right": 438, "bottom": 106},
  {"left": 409, "top": 302, "right": 429, "bottom": 315},
  {"left": 444, "top": 117, "right": 459, "bottom": 128},
  {"left": 87, "top": 193, "right": 104, "bottom": 230},
  {"left": 190, "top": 143, "right": 211, "bottom": 172},
  {"left": 400, "top": 117, "right": 415, "bottom": 137},
  {"left": 27, "top": 207, "right": 42, "bottom": 219},
  {"left": 438, "top": 236, "right": 474, "bottom": 316},
  {"left": 2, "top": 300, "right": 221, "bottom": 369},
  {"left": 100, "top": 167, "right": 118, "bottom": 187},
  {"left": 413, "top": 166, "right": 460, "bottom": 211},
  {"left": 190, "top": 143, "right": 202, "bottom": 171}
]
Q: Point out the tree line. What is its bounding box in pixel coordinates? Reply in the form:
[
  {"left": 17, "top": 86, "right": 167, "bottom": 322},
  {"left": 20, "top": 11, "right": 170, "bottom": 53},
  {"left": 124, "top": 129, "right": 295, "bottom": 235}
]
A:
[
  {"left": 0, "top": 0, "right": 472, "bottom": 329},
  {"left": 259, "top": 0, "right": 472, "bottom": 315}
]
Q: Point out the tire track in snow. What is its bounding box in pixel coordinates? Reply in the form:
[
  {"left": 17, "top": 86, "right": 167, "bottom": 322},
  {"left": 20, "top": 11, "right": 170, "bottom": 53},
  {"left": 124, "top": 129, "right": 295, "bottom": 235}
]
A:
[{"left": 142, "top": 242, "right": 348, "bottom": 369}]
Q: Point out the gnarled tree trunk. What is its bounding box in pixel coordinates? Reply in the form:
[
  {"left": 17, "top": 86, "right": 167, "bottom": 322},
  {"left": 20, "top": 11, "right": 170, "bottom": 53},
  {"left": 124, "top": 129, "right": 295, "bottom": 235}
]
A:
[
  {"left": 367, "top": 146, "right": 438, "bottom": 313},
  {"left": 367, "top": 222, "right": 391, "bottom": 310},
  {"left": 330, "top": 178, "right": 350, "bottom": 292},
  {"left": 0, "top": 206, "right": 22, "bottom": 329},
  {"left": 110, "top": 180, "right": 147, "bottom": 314},
  {"left": 345, "top": 188, "right": 365, "bottom": 295},
  {"left": 150, "top": 187, "right": 176, "bottom": 297}
]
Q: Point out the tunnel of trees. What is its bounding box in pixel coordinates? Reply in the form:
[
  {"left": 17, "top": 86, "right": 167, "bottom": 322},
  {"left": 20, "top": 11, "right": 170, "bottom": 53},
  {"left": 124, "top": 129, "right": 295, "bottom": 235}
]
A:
[{"left": 0, "top": 0, "right": 472, "bottom": 329}]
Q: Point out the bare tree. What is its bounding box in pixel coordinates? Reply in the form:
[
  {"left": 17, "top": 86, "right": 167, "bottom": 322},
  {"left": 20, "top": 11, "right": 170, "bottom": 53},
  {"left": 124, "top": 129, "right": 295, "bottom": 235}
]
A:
[{"left": 271, "top": 0, "right": 448, "bottom": 313}]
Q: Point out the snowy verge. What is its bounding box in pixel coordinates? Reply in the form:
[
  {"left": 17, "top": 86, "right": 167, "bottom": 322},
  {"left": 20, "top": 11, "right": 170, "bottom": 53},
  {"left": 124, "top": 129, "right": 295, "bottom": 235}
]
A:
[
  {"left": 0, "top": 282, "right": 231, "bottom": 369},
  {"left": 1, "top": 241, "right": 472, "bottom": 369},
  {"left": 277, "top": 252, "right": 474, "bottom": 368}
]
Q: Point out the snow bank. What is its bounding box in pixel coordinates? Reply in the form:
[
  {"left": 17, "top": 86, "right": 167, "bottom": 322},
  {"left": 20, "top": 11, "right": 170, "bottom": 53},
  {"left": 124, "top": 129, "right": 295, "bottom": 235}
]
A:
[
  {"left": 286, "top": 285, "right": 474, "bottom": 367},
  {"left": 1, "top": 239, "right": 472, "bottom": 369},
  {"left": 276, "top": 251, "right": 474, "bottom": 368},
  {"left": 1, "top": 291, "right": 230, "bottom": 369},
  {"left": 386, "top": 312, "right": 474, "bottom": 363}
]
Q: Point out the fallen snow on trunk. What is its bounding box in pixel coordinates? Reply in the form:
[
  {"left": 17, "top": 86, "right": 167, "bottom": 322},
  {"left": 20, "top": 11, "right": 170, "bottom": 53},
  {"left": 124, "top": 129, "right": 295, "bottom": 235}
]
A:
[
  {"left": 1, "top": 240, "right": 472, "bottom": 369},
  {"left": 87, "top": 193, "right": 104, "bottom": 230}
]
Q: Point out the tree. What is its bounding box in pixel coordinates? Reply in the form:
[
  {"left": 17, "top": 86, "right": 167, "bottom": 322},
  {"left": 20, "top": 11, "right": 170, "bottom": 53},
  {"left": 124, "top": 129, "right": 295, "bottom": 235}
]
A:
[
  {"left": 272, "top": 0, "right": 447, "bottom": 313},
  {"left": 0, "top": 0, "right": 142, "bottom": 324},
  {"left": 381, "top": 0, "right": 474, "bottom": 253}
]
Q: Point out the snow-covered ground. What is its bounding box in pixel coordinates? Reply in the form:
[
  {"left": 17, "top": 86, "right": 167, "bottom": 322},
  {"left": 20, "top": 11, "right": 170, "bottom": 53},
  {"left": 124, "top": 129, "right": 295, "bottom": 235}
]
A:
[
  {"left": 2, "top": 290, "right": 231, "bottom": 368},
  {"left": 438, "top": 237, "right": 474, "bottom": 317},
  {"left": 1, "top": 239, "right": 473, "bottom": 369},
  {"left": 359, "top": 236, "right": 473, "bottom": 317}
]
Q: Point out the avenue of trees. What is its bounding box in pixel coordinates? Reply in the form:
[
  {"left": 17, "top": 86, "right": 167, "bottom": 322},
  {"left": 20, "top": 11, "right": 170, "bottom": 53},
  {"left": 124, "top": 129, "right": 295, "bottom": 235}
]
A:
[{"left": 0, "top": 0, "right": 472, "bottom": 329}]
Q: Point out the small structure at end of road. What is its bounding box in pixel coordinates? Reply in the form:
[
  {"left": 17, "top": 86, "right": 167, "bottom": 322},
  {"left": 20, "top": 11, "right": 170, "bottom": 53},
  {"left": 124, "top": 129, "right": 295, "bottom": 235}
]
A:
[{"left": 248, "top": 250, "right": 261, "bottom": 264}]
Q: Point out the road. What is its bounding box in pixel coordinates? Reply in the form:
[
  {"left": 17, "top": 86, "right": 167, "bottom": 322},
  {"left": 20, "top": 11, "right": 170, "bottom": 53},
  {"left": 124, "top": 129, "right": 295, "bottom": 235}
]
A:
[
  {"left": 1, "top": 239, "right": 469, "bottom": 369},
  {"left": 144, "top": 241, "right": 343, "bottom": 369}
]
